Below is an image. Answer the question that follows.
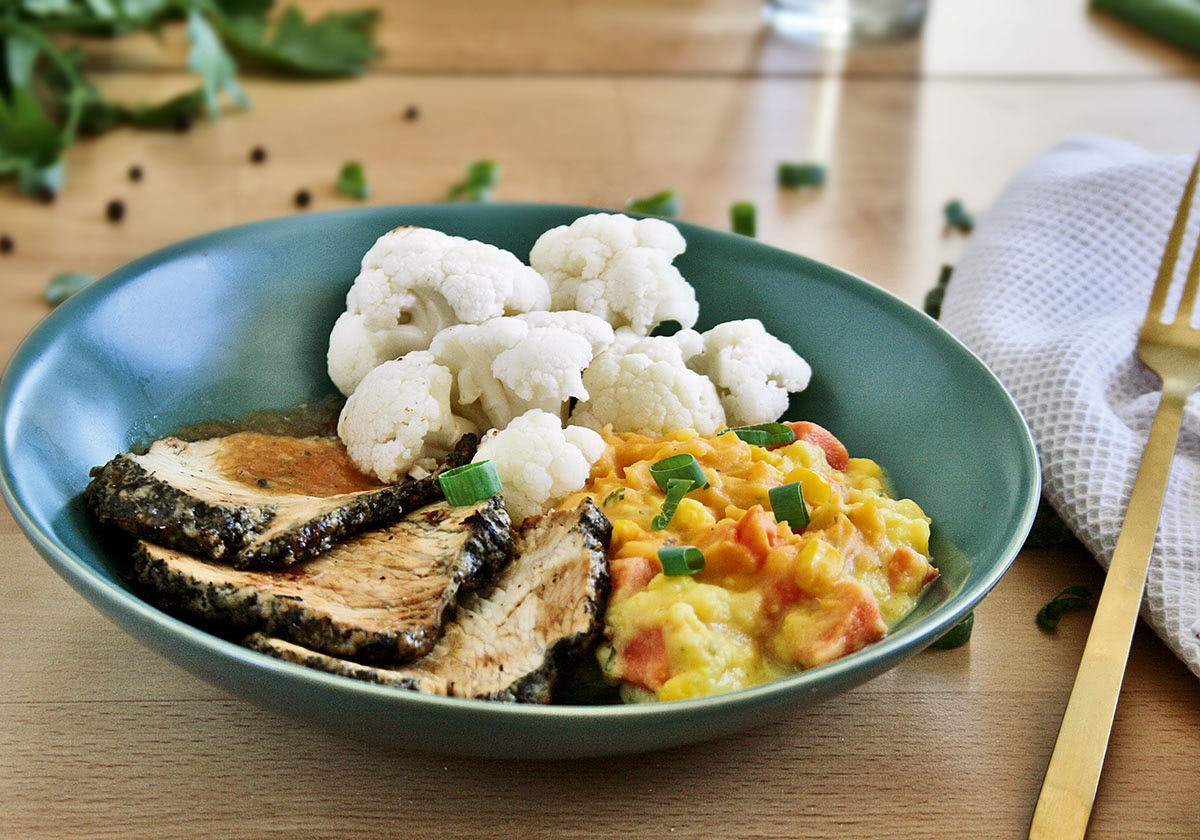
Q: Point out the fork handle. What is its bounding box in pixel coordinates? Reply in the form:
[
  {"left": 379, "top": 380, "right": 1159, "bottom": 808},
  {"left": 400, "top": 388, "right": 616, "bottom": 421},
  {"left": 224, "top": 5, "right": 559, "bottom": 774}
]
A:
[{"left": 1028, "top": 378, "right": 1192, "bottom": 840}]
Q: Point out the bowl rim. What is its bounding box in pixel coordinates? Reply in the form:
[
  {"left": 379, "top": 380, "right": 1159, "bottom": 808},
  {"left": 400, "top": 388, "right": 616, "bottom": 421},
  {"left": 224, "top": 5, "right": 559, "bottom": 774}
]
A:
[{"left": 0, "top": 201, "right": 1041, "bottom": 722}]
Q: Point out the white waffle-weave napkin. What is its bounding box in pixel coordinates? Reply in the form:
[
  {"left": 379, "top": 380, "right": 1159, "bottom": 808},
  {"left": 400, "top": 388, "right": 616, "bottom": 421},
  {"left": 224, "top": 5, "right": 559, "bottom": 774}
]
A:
[{"left": 939, "top": 135, "right": 1200, "bottom": 678}]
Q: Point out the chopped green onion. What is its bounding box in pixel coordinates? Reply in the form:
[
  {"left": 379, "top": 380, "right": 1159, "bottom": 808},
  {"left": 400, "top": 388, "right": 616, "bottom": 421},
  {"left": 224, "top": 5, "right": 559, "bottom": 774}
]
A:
[
  {"left": 447, "top": 159, "right": 499, "bottom": 202},
  {"left": 768, "top": 482, "right": 809, "bottom": 531},
  {"left": 45, "top": 271, "right": 99, "bottom": 306},
  {"left": 649, "top": 454, "right": 709, "bottom": 492},
  {"left": 625, "top": 189, "right": 680, "bottom": 217},
  {"left": 777, "top": 161, "right": 826, "bottom": 188},
  {"left": 717, "top": 423, "right": 796, "bottom": 447},
  {"left": 651, "top": 478, "right": 694, "bottom": 531},
  {"left": 923, "top": 263, "right": 953, "bottom": 320},
  {"left": 658, "top": 545, "right": 705, "bottom": 576},
  {"left": 730, "top": 201, "right": 756, "bottom": 237},
  {"left": 602, "top": 488, "right": 626, "bottom": 507},
  {"left": 943, "top": 198, "right": 974, "bottom": 232},
  {"left": 1093, "top": 0, "right": 1200, "bottom": 57},
  {"left": 336, "top": 160, "right": 369, "bottom": 200},
  {"left": 1023, "top": 496, "right": 1077, "bottom": 549},
  {"left": 1036, "top": 585, "right": 1092, "bottom": 631},
  {"left": 929, "top": 612, "right": 974, "bottom": 649},
  {"left": 438, "top": 460, "right": 502, "bottom": 506}
]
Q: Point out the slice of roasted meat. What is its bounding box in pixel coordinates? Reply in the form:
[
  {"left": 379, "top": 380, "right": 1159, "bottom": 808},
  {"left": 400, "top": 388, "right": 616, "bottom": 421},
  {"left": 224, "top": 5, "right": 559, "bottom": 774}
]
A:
[
  {"left": 245, "top": 498, "right": 613, "bottom": 703},
  {"left": 85, "top": 432, "right": 477, "bottom": 569},
  {"left": 132, "top": 497, "right": 511, "bottom": 663}
]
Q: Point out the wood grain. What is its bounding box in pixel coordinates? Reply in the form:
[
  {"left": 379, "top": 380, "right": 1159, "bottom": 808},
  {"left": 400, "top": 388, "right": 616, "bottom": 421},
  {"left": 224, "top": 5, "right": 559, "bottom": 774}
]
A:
[{"left": 3, "top": 2, "right": 1200, "bottom": 838}]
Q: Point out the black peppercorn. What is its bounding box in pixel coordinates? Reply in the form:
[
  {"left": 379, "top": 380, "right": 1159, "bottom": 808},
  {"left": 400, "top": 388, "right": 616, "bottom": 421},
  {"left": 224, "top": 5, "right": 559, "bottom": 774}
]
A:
[
  {"left": 294, "top": 189, "right": 311, "bottom": 208},
  {"left": 128, "top": 165, "right": 143, "bottom": 182},
  {"left": 404, "top": 105, "right": 420, "bottom": 122},
  {"left": 250, "top": 146, "right": 267, "bottom": 164},
  {"left": 106, "top": 198, "right": 125, "bottom": 223},
  {"left": 0, "top": 234, "right": 13, "bottom": 254}
]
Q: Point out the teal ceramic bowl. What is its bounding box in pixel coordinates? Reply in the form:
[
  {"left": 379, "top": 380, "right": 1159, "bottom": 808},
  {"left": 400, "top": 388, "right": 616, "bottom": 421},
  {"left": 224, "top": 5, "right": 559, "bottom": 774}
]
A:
[{"left": 0, "top": 204, "right": 1038, "bottom": 758}]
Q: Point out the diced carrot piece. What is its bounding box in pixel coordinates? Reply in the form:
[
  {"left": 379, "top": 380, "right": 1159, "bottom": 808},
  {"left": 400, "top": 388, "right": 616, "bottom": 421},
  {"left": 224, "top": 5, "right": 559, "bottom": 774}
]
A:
[
  {"left": 734, "top": 505, "right": 780, "bottom": 561},
  {"left": 887, "top": 545, "right": 939, "bottom": 592},
  {"left": 777, "top": 580, "right": 887, "bottom": 669},
  {"left": 611, "top": 555, "right": 658, "bottom": 595},
  {"left": 773, "top": 421, "right": 850, "bottom": 471},
  {"left": 620, "top": 628, "right": 671, "bottom": 690}
]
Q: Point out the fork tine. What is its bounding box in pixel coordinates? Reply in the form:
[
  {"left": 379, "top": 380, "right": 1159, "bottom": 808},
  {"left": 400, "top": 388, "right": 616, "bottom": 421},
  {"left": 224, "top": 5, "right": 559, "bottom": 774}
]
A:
[
  {"left": 1147, "top": 152, "right": 1200, "bottom": 326},
  {"left": 1174, "top": 203, "right": 1200, "bottom": 327}
]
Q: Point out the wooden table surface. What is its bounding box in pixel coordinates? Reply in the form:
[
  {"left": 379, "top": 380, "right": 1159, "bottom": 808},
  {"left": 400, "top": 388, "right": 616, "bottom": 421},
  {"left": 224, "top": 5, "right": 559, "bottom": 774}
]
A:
[{"left": 2, "top": 2, "right": 1199, "bottom": 838}]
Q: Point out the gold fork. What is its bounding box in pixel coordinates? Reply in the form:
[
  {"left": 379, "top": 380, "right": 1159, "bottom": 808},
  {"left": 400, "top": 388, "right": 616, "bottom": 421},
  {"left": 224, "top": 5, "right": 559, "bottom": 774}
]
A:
[{"left": 1029, "top": 152, "right": 1200, "bottom": 839}]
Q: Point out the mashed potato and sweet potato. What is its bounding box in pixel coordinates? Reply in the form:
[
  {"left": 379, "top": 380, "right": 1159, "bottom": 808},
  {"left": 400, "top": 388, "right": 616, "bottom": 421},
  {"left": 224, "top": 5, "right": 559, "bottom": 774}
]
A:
[{"left": 557, "top": 421, "right": 938, "bottom": 702}]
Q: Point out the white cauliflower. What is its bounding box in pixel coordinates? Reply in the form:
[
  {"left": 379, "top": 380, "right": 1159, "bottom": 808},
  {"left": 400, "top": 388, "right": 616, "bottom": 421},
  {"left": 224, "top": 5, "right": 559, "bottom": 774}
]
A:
[
  {"left": 570, "top": 333, "right": 726, "bottom": 436},
  {"left": 430, "top": 313, "right": 614, "bottom": 431},
  {"left": 474, "top": 409, "right": 606, "bottom": 524},
  {"left": 326, "top": 311, "right": 416, "bottom": 396},
  {"left": 327, "top": 226, "right": 551, "bottom": 395},
  {"left": 689, "top": 319, "right": 812, "bottom": 426},
  {"left": 530, "top": 212, "right": 699, "bottom": 335},
  {"left": 337, "top": 351, "right": 475, "bottom": 483}
]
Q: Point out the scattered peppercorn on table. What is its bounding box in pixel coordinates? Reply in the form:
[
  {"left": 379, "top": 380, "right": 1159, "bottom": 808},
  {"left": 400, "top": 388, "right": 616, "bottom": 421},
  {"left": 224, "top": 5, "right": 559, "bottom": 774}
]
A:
[{"left": 2, "top": 2, "right": 1199, "bottom": 838}]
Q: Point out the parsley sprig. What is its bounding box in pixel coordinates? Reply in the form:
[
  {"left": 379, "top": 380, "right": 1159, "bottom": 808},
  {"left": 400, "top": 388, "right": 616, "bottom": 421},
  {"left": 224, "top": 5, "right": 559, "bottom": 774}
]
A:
[{"left": 0, "top": 0, "right": 380, "bottom": 199}]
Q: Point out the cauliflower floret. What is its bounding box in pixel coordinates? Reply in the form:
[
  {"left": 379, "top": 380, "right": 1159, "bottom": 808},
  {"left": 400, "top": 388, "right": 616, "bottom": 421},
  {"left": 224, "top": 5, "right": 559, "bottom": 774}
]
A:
[
  {"left": 327, "top": 226, "right": 551, "bottom": 395},
  {"left": 474, "top": 409, "right": 606, "bottom": 524},
  {"left": 326, "top": 311, "right": 416, "bottom": 396},
  {"left": 570, "top": 334, "right": 726, "bottom": 436},
  {"left": 689, "top": 319, "right": 812, "bottom": 426},
  {"left": 530, "top": 213, "right": 699, "bottom": 335},
  {"left": 431, "top": 314, "right": 614, "bottom": 430},
  {"left": 337, "top": 351, "right": 475, "bottom": 483}
]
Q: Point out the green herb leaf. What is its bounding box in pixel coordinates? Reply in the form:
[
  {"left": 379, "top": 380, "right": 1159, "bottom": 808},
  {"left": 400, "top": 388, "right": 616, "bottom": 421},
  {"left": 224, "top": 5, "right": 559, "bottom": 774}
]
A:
[
  {"left": 930, "top": 612, "right": 974, "bottom": 649},
  {"left": 730, "top": 200, "right": 756, "bottom": 237},
  {"left": 186, "top": 8, "right": 250, "bottom": 118},
  {"left": 625, "top": 189, "right": 679, "bottom": 217},
  {"left": 777, "top": 161, "right": 826, "bottom": 188},
  {"left": 651, "top": 477, "right": 694, "bottom": 531},
  {"left": 45, "top": 270, "right": 98, "bottom": 305},
  {"left": 602, "top": 488, "right": 626, "bottom": 507},
  {"left": 0, "top": 84, "right": 68, "bottom": 198},
  {"left": 1036, "top": 585, "right": 1093, "bottom": 631},
  {"left": 213, "top": 5, "right": 380, "bottom": 77},
  {"left": 943, "top": 198, "right": 975, "bottom": 232},
  {"left": 446, "top": 158, "right": 498, "bottom": 202},
  {"left": 336, "top": 159, "right": 368, "bottom": 200}
]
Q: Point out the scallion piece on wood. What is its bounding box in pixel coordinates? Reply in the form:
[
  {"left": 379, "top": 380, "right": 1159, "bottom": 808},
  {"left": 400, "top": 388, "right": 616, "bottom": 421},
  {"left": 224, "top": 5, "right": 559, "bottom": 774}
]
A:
[
  {"left": 1036, "top": 585, "right": 1092, "bottom": 631},
  {"left": 625, "top": 189, "right": 680, "bottom": 217},
  {"left": 336, "top": 160, "right": 370, "bottom": 200},
  {"left": 651, "top": 478, "right": 694, "bottom": 531},
  {"left": 45, "top": 271, "right": 99, "bottom": 306},
  {"left": 649, "top": 454, "right": 709, "bottom": 492},
  {"left": 943, "top": 198, "right": 974, "bottom": 232},
  {"left": 777, "top": 161, "right": 826, "bottom": 188},
  {"left": 730, "top": 201, "right": 756, "bottom": 237},
  {"left": 768, "top": 482, "right": 809, "bottom": 531},
  {"left": 658, "top": 545, "right": 705, "bottom": 576},
  {"left": 929, "top": 611, "right": 974, "bottom": 649},
  {"left": 438, "top": 460, "right": 502, "bottom": 506},
  {"left": 717, "top": 423, "right": 795, "bottom": 447}
]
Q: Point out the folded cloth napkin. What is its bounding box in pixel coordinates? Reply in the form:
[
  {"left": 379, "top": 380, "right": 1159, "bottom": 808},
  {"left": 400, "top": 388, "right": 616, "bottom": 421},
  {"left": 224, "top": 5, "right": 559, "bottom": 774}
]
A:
[{"left": 940, "top": 135, "right": 1200, "bottom": 679}]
